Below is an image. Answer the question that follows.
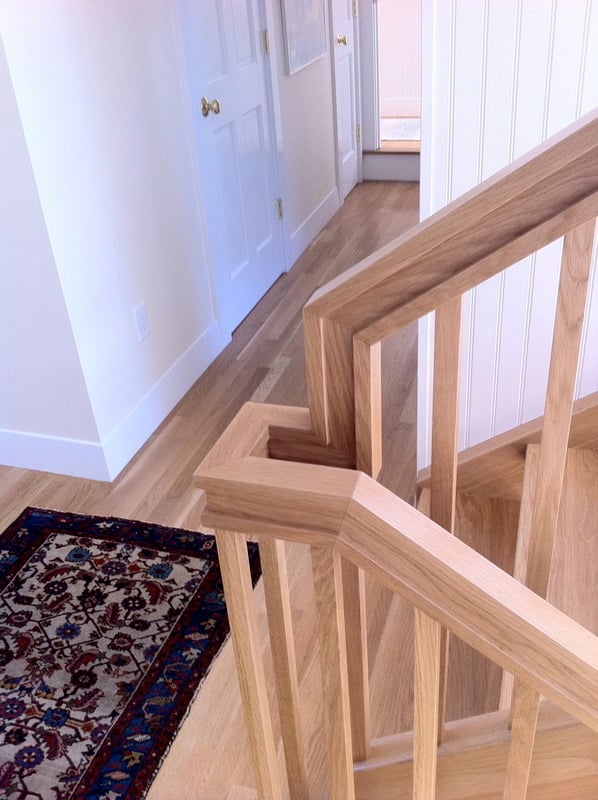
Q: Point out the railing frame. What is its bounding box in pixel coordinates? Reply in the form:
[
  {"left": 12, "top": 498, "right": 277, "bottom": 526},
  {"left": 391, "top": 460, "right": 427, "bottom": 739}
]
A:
[{"left": 194, "top": 109, "right": 598, "bottom": 799}]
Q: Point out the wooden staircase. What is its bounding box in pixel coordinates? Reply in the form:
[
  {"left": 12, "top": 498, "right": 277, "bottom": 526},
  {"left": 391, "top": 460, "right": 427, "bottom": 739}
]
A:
[{"left": 194, "top": 109, "right": 598, "bottom": 798}]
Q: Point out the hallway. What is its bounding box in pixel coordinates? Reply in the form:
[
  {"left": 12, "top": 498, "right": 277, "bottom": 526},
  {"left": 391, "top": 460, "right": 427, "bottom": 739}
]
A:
[{"left": 0, "top": 181, "right": 420, "bottom": 798}]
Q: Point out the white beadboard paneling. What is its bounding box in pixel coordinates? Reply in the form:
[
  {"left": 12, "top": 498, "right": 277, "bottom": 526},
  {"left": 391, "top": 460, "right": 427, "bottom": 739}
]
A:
[
  {"left": 466, "top": 275, "right": 503, "bottom": 447},
  {"left": 511, "top": 0, "right": 556, "bottom": 157},
  {"left": 419, "top": 0, "right": 598, "bottom": 468},
  {"left": 493, "top": 257, "right": 534, "bottom": 436},
  {"left": 449, "top": 0, "right": 486, "bottom": 200},
  {"left": 581, "top": 2, "right": 598, "bottom": 112},
  {"left": 546, "top": 0, "right": 589, "bottom": 136},
  {"left": 480, "top": 0, "right": 519, "bottom": 178},
  {"left": 520, "top": 239, "right": 562, "bottom": 423}
]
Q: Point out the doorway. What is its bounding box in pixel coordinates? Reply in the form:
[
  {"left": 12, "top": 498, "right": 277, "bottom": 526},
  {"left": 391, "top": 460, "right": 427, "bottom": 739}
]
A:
[
  {"left": 377, "top": 0, "right": 422, "bottom": 154},
  {"left": 177, "top": 0, "right": 286, "bottom": 340}
]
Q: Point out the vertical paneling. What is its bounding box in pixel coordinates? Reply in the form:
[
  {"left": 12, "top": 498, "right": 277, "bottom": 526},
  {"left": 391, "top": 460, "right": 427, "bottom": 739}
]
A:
[{"left": 419, "top": 0, "right": 598, "bottom": 466}]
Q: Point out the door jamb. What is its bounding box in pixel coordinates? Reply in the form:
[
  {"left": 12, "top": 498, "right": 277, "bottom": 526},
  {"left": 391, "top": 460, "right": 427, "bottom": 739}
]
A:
[{"left": 328, "top": 0, "right": 363, "bottom": 204}]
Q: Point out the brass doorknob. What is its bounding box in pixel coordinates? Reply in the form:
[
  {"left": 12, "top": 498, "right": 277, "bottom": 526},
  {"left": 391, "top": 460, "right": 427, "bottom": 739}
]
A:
[
  {"left": 201, "top": 97, "right": 221, "bottom": 117},
  {"left": 336, "top": 35, "right": 348, "bottom": 45}
]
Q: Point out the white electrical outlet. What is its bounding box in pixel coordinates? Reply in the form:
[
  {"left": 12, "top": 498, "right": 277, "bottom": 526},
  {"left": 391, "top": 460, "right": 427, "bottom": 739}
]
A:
[{"left": 133, "top": 303, "right": 150, "bottom": 341}]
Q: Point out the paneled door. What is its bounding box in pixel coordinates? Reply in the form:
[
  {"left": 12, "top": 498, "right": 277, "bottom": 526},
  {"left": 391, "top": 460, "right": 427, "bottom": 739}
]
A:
[
  {"left": 330, "top": 0, "right": 360, "bottom": 199},
  {"left": 177, "top": 0, "right": 285, "bottom": 337}
]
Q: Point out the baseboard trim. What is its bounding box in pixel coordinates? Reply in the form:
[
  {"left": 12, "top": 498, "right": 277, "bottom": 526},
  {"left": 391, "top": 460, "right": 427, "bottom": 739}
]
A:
[
  {"left": 101, "top": 321, "right": 224, "bottom": 480},
  {"left": 0, "top": 322, "right": 225, "bottom": 483},
  {"left": 0, "top": 429, "right": 109, "bottom": 481},
  {"left": 362, "top": 152, "right": 420, "bottom": 182},
  {"left": 288, "top": 187, "right": 340, "bottom": 266}
]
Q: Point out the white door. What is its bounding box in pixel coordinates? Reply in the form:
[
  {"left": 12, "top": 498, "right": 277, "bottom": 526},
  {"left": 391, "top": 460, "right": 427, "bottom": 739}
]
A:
[
  {"left": 330, "top": 0, "right": 360, "bottom": 199},
  {"left": 177, "top": 0, "right": 285, "bottom": 337}
]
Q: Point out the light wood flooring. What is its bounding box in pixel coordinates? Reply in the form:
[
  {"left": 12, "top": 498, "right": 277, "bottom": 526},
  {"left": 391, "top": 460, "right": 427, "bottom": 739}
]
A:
[{"left": 0, "top": 181, "right": 421, "bottom": 799}]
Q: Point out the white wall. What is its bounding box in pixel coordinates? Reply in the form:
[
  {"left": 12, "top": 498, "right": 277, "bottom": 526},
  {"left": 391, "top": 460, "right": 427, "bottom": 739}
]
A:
[
  {"left": 0, "top": 34, "right": 103, "bottom": 475},
  {"left": 0, "top": 0, "right": 340, "bottom": 480},
  {"left": 0, "top": 2, "right": 224, "bottom": 479},
  {"left": 378, "top": 0, "right": 421, "bottom": 117},
  {"left": 419, "top": 0, "right": 598, "bottom": 467}
]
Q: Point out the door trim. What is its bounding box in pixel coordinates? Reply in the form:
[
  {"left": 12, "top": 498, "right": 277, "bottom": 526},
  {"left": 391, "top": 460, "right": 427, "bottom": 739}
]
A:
[
  {"left": 358, "top": 0, "right": 380, "bottom": 152},
  {"left": 328, "top": 0, "right": 362, "bottom": 204}
]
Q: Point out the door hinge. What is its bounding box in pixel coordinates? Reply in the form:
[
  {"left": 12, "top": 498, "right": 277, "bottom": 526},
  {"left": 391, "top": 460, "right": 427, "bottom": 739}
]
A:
[
  {"left": 352, "top": 0, "right": 358, "bottom": 16},
  {"left": 277, "top": 198, "right": 284, "bottom": 219},
  {"left": 356, "top": 124, "right": 361, "bottom": 143},
  {"left": 262, "top": 29, "right": 269, "bottom": 55}
]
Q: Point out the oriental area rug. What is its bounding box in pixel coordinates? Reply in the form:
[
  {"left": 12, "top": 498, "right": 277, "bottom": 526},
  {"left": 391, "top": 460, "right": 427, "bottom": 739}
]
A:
[{"left": 0, "top": 507, "right": 260, "bottom": 800}]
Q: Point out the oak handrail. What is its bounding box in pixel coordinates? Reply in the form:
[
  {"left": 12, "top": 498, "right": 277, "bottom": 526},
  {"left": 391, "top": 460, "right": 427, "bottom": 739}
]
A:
[
  {"left": 303, "top": 108, "right": 598, "bottom": 459},
  {"left": 195, "top": 455, "right": 598, "bottom": 733}
]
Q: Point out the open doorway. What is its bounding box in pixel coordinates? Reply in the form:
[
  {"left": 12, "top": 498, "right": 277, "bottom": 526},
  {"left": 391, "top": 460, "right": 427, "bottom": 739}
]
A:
[{"left": 377, "top": 0, "right": 421, "bottom": 153}]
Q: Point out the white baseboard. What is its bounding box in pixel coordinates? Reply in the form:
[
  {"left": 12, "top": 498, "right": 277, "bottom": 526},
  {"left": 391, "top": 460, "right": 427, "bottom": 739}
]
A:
[
  {"left": 0, "top": 428, "right": 110, "bottom": 481},
  {"left": 0, "top": 322, "right": 225, "bottom": 482},
  {"left": 363, "top": 152, "right": 420, "bottom": 182},
  {"left": 101, "top": 321, "right": 224, "bottom": 480},
  {"left": 288, "top": 188, "right": 340, "bottom": 266}
]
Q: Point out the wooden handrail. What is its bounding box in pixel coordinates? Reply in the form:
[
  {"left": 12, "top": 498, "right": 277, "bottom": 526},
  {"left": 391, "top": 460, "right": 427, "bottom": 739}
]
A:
[
  {"left": 303, "top": 108, "right": 598, "bottom": 458},
  {"left": 195, "top": 454, "right": 598, "bottom": 733},
  {"left": 194, "top": 113, "right": 598, "bottom": 797}
]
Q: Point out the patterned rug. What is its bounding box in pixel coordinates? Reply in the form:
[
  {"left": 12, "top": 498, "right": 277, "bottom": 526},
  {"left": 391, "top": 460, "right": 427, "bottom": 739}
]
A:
[{"left": 0, "top": 507, "right": 260, "bottom": 800}]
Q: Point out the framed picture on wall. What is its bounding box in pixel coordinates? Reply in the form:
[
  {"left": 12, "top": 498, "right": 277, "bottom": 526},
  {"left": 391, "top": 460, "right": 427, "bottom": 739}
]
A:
[{"left": 280, "top": 0, "right": 327, "bottom": 75}]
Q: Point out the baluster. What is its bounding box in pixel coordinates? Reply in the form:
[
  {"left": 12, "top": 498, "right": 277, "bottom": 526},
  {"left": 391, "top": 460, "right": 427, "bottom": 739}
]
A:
[
  {"left": 503, "top": 218, "right": 596, "bottom": 799},
  {"left": 215, "top": 531, "right": 282, "bottom": 800},
  {"left": 343, "top": 334, "right": 383, "bottom": 761},
  {"left": 311, "top": 545, "right": 355, "bottom": 800},
  {"left": 413, "top": 608, "right": 441, "bottom": 799},
  {"left": 354, "top": 337, "right": 382, "bottom": 479},
  {"left": 260, "top": 537, "right": 310, "bottom": 799},
  {"left": 429, "top": 296, "right": 462, "bottom": 739}
]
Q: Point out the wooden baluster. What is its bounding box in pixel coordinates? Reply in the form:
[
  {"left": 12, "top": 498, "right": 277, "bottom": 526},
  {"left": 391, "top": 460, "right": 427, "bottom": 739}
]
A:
[
  {"left": 341, "top": 558, "right": 370, "bottom": 761},
  {"left": 499, "top": 444, "right": 539, "bottom": 710},
  {"left": 413, "top": 608, "right": 441, "bottom": 799},
  {"left": 354, "top": 337, "right": 382, "bottom": 479},
  {"left": 260, "top": 538, "right": 310, "bottom": 799},
  {"left": 429, "top": 296, "right": 462, "bottom": 740},
  {"left": 340, "top": 335, "right": 382, "bottom": 761},
  {"left": 503, "top": 218, "right": 596, "bottom": 800},
  {"left": 311, "top": 545, "right": 355, "bottom": 800},
  {"left": 215, "top": 531, "right": 282, "bottom": 800}
]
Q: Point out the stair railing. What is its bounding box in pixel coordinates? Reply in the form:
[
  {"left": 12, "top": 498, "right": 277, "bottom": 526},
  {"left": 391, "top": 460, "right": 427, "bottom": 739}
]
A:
[{"left": 195, "top": 108, "right": 598, "bottom": 799}]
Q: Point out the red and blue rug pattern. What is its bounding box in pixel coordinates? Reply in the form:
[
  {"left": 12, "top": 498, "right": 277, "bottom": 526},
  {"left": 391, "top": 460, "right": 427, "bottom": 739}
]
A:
[{"left": 0, "top": 507, "right": 260, "bottom": 799}]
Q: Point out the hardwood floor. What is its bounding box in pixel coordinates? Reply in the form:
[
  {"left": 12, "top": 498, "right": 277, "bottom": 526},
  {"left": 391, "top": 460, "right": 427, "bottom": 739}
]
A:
[{"left": 0, "top": 181, "right": 420, "bottom": 799}]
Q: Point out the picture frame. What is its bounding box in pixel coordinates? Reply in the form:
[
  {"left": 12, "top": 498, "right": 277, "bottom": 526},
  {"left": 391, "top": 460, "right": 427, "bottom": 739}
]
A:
[{"left": 280, "top": 0, "right": 327, "bottom": 75}]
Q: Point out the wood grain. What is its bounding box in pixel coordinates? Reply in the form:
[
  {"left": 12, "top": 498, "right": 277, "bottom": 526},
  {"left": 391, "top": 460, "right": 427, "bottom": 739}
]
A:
[
  {"left": 0, "top": 182, "right": 420, "bottom": 800},
  {"left": 311, "top": 545, "right": 356, "bottom": 799},
  {"left": 215, "top": 531, "right": 282, "bottom": 800},
  {"left": 413, "top": 609, "right": 441, "bottom": 799},
  {"left": 354, "top": 703, "right": 598, "bottom": 800},
  {"left": 260, "top": 537, "right": 310, "bottom": 799},
  {"left": 499, "top": 444, "right": 539, "bottom": 711},
  {"left": 341, "top": 557, "right": 371, "bottom": 761},
  {"left": 430, "top": 296, "right": 462, "bottom": 739},
  {"left": 304, "top": 111, "right": 598, "bottom": 456},
  {"left": 524, "top": 219, "right": 596, "bottom": 598},
  {"left": 417, "top": 391, "right": 598, "bottom": 501},
  {"left": 354, "top": 336, "right": 382, "bottom": 478},
  {"left": 505, "top": 218, "right": 595, "bottom": 796},
  {"left": 196, "top": 457, "right": 598, "bottom": 731}
]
